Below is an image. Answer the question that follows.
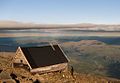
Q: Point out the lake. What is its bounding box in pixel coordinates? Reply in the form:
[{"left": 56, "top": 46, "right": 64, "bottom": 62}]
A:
[{"left": 0, "top": 29, "right": 120, "bottom": 51}]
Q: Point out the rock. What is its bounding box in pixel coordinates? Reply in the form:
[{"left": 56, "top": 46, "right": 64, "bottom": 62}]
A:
[
  {"left": 21, "top": 76, "right": 26, "bottom": 79},
  {"left": 10, "top": 73, "right": 17, "bottom": 79},
  {"left": 2, "top": 79, "right": 16, "bottom": 83},
  {"left": 14, "top": 79, "right": 20, "bottom": 83},
  {"left": 33, "top": 79, "right": 41, "bottom": 83},
  {"left": 0, "top": 71, "right": 11, "bottom": 79},
  {"left": 0, "top": 69, "right": 3, "bottom": 73}
]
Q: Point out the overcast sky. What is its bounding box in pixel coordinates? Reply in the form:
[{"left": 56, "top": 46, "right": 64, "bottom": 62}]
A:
[{"left": 0, "top": 0, "right": 120, "bottom": 24}]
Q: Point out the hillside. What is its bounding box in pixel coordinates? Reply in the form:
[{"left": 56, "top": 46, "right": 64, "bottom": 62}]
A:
[
  {"left": 0, "top": 52, "right": 120, "bottom": 83},
  {"left": 61, "top": 40, "right": 120, "bottom": 79}
]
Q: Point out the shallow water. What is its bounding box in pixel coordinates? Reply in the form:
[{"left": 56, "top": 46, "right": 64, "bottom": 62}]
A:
[
  {"left": 0, "top": 29, "right": 120, "bottom": 51},
  {"left": 0, "top": 36, "right": 120, "bottom": 47}
]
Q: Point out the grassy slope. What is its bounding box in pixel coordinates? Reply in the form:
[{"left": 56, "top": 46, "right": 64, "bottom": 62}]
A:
[{"left": 61, "top": 40, "right": 120, "bottom": 79}]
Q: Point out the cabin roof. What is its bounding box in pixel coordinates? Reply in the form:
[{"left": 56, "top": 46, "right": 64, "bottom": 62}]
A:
[{"left": 20, "top": 45, "right": 68, "bottom": 69}]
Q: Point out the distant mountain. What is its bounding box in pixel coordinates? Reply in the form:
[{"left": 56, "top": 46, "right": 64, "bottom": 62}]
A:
[
  {"left": 0, "top": 20, "right": 96, "bottom": 28},
  {"left": 0, "top": 20, "right": 120, "bottom": 31},
  {"left": 0, "top": 20, "right": 40, "bottom": 28}
]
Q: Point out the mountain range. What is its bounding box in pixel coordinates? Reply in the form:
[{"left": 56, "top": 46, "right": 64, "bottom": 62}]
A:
[{"left": 0, "top": 20, "right": 120, "bottom": 31}]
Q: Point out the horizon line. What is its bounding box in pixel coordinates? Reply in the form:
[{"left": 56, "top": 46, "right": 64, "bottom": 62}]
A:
[{"left": 0, "top": 20, "right": 120, "bottom": 25}]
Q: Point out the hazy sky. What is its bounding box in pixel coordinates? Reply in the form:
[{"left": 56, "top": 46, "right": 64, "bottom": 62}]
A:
[{"left": 0, "top": 0, "right": 120, "bottom": 24}]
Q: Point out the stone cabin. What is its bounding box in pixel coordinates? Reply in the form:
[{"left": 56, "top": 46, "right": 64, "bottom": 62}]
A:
[{"left": 13, "top": 44, "right": 69, "bottom": 74}]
